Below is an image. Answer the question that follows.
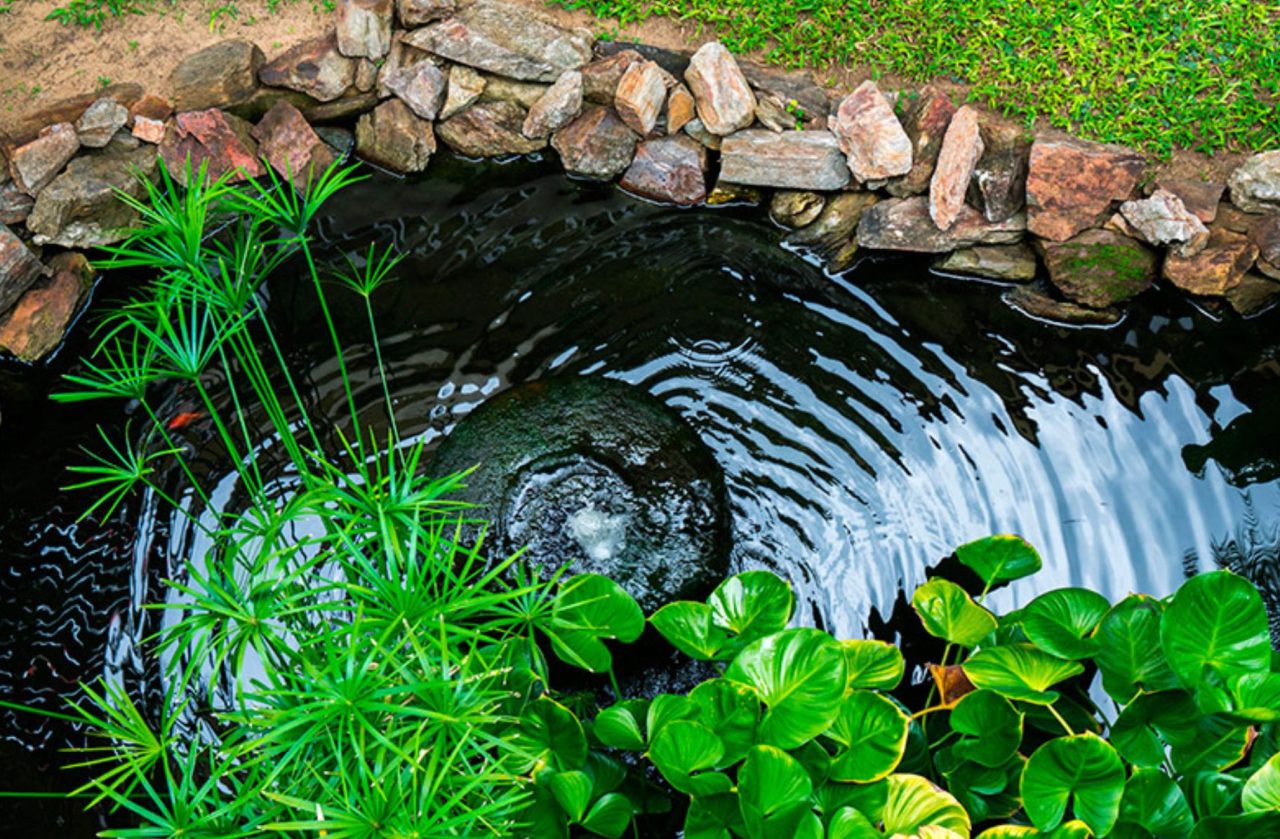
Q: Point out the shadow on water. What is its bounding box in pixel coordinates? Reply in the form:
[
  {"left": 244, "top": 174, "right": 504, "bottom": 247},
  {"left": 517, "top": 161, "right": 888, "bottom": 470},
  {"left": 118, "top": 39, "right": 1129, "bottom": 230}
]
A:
[{"left": 2, "top": 153, "right": 1278, "bottom": 829}]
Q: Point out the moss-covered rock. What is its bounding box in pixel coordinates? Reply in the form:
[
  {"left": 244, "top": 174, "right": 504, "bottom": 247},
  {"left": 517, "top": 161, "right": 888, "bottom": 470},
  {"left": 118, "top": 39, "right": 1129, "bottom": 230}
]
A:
[{"left": 1040, "top": 228, "right": 1157, "bottom": 308}]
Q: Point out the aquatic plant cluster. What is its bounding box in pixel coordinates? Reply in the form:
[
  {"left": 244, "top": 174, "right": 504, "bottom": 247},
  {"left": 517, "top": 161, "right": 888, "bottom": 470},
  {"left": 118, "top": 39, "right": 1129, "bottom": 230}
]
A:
[{"left": 11, "top": 167, "right": 1280, "bottom": 838}]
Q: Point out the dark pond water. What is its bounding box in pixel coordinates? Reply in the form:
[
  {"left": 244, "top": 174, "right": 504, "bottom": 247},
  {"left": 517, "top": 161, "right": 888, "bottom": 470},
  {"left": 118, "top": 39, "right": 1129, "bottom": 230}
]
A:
[{"left": 2, "top": 153, "right": 1279, "bottom": 829}]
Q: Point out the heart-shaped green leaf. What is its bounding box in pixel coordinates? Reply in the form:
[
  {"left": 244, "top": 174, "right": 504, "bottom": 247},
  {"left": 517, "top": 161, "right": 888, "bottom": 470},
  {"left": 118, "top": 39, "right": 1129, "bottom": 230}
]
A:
[
  {"left": 650, "top": 601, "right": 729, "bottom": 660},
  {"left": 1243, "top": 753, "right": 1280, "bottom": 813},
  {"left": 827, "top": 689, "right": 910, "bottom": 783},
  {"left": 814, "top": 779, "right": 888, "bottom": 823},
  {"left": 956, "top": 534, "right": 1042, "bottom": 588},
  {"left": 690, "top": 678, "right": 760, "bottom": 767},
  {"left": 514, "top": 696, "right": 587, "bottom": 772},
  {"left": 1190, "top": 812, "right": 1280, "bottom": 839},
  {"left": 1021, "top": 588, "right": 1111, "bottom": 660},
  {"left": 549, "top": 770, "right": 593, "bottom": 824},
  {"left": 737, "top": 744, "right": 814, "bottom": 839},
  {"left": 1095, "top": 595, "right": 1180, "bottom": 703},
  {"left": 951, "top": 689, "right": 1024, "bottom": 768},
  {"left": 709, "top": 571, "right": 794, "bottom": 644},
  {"left": 827, "top": 806, "right": 880, "bottom": 839},
  {"left": 1170, "top": 713, "right": 1252, "bottom": 775},
  {"left": 646, "top": 693, "right": 698, "bottom": 740},
  {"left": 882, "top": 774, "right": 971, "bottom": 838},
  {"left": 1228, "top": 672, "right": 1280, "bottom": 723},
  {"left": 724, "top": 628, "right": 848, "bottom": 749},
  {"left": 844, "top": 639, "right": 905, "bottom": 690},
  {"left": 1118, "top": 767, "right": 1195, "bottom": 836},
  {"left": 593, "top": 701, "right": 646, "bottom": 751},
  {"left": 685, "top": 791, "right": 741, "bottom": 839},
  {"left": 913, "top": 578, "right": 999, "bottom": 647},
  {"left": 1161, "top": 571, "right": 1271, "bottom": 689},
  {"left": 962, "top": 644, "right": 1085, "bottom": 704},
  {"left": 581, "top": 793, "right": 633, "bottom": 838},
  {"left": 1021, "top": 734, "right": 1125, "bottom": 836},
  {"left": 1183, "top": 771, "right": 1245, "bottom": 820},
  {"left": 548, "top": 574, "right": 645, "bottom": 672},
  {"left": 648, "top": 719, "right": 725, "bottom": 796}
]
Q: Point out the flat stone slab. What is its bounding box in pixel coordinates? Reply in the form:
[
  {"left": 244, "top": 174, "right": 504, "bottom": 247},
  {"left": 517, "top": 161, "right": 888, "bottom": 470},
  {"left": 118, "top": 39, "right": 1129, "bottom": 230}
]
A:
[
  {"left": 259, "top": 34, "right": 357, "bottom": 103},
  {"left": 1026, "top": 133, "right": 1145, "bottom": 241},
  {"left": 857, "top": 196, "right": 1025, "bottom": 253},
  {"left": 719, "top": 130, "right": 850, "bottom": 191},
  {"left": 437, "top": 101, "right": 546, "bottom": 157},
  {"left": 935, "top": 243, "right": 1037, "bottom": 282}
]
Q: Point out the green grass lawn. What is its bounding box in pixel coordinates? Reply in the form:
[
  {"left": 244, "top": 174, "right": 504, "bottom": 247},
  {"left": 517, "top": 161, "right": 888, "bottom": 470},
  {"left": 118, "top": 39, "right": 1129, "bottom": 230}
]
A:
[{"left": 554, "top": 0, "right": 1280, "bottom": 155}]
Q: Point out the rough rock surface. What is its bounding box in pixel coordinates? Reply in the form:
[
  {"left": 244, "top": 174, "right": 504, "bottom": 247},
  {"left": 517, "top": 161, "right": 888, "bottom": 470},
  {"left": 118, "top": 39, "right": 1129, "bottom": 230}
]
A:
[
  {"left": 1162, "top": 228, "right": 1257, "bottom": 296},
  {"left": 581, "top": 50, "right": 645, "bottom": 105},
  {"left": 770, "top": 191, "right": 825, "bottom": 229},
  {"left": 405, "top": 0, "right": 593, "bottom": 82},
  {"left": 719, "top": 130, "right": 850, "bottom": 191},
  {"left": 857, "top": 196, "right": 1024, "bottom": 253},
  {"left": 437, "top": 101, "right": 546, "bottom": 157},
  {"left": 929, "top": 105, "right": 983, "bottom": 231},
  {"left": 27, "top": 145, "right": 157, "bottom": 248},
  {"left": 786, "top": 191, "right": 880, "bottom": 271},
  {"left": 523, "top": 71, "right": 583, "bottom": 138},
  {"left": 75, "top": 98, "right": 129, "bottom": 148},
  {"left": 739, "top": 60, "right": 829, "bottom": 126},
  {"left": 0, "top": 257, "right": 92, "bottom": 361},
  {"left": 935, "top": 243, "right": 1037, "bottom": 282},
  {"left": 160, "top": 109, "right": 263, "bottom": 185},
  {"left": 251, "top": 100, "right": 337, "bottom": 184},
  {"left": 397, "top": 0, "right": 455, "bottom": 26},
  {"left": 682, "top": 118, "right": 722, "bottom": 151},
  {"left": 1119, "top": 189, "right": 1209, "bottom": 257},
  {"left": 336, "top": 0, "right": 393, "bottom": 59},
  {"left": 1005, "top": 283, "right": 1123, "bottom": 326},
  {"left": 170, "top": 40, "right": 265, "bottom": 112},
  {"left": 7, "top": 84, "right": 144, "bottom": 147},
  {"left": 615, "top": 61, "right": 667, "bottom": 136},
  {"left": 1250, "top": 216, "right": 1280, "bottom": 274},
  {"left": 1154, "top": 177, "right": 1223, "bottom": 224},
  {"left": 385, "top": 61, "right": 448, "bottom": 120},
  {"left": 1040, "top": 228, "right": 1157, "bottom": 308},
  {"left": 441, "top": 65, "right": 486, "bottom": 120},
  {"left": 666, "top": 84, "right": 695, "bottom": 134},
  {"left": 1227, "top": 151, "right": 1280, "bottom": 214},
  {"left": 129, "top": 95, "right": 173, "bottom": 144},
  {"left": 259, "top": 35, "right": 358, "bottom": 103},
  {"left": 1025, "top": 134, "right": 1146, "bottom": 241},
  {"left": 552, "top": 106, "right": 639, "bottom": 179},
  {"left": 0, "top": 223, "right": 43, "bottom": 315},
  {"left": 9, "top": 124, "right": 80, "bottom": 196},
  {"left": 683, "top": 42, "right": 756, "bottom": 135},
  {"left": 619, "top": 135, "right": 706, "bottom": 205},
  {"left": 969, "top": 120, "right": 1030, "bottom": 222},
  {"left": 479, "top": 75, "right": 549, "bottom": 109},
  {"left": 831, "top": 81, "right": 913, "bottom": 183},
  {"left": 886, "top": 86, "right": 955, "bottom": 197},
  {"left": 355, "top": 99, "right": 436, "bottom": 172},
  {"left": 1224, "top": 273, "right": 1280, "bottom": 316},
  {"left": 754, "top": 94, "right": 792, "bottom": 132},
  {"left": 0, "top": 184, "right": 34, "bottom": 225}
]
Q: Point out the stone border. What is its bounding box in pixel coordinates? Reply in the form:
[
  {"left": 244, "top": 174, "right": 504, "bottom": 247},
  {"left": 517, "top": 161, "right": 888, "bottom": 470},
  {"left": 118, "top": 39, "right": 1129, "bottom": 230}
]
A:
[{"left": 3, "top": 0, "right": 1279, "bottom": 361}]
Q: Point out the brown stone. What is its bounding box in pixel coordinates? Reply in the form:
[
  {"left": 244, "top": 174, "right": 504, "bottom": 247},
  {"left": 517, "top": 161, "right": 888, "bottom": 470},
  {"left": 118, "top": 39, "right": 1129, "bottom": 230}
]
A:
[
  {"left": 1005, "top": 283, "right": 1123, "bottom": 326},
  {"left": 615, "top": 61, "right": 666, "bottom": 136},
  {"left": 397, "top": 0, "right": 456, "bottom": 26},
  {"left": 969, "top": 120, "right": 1031, "bottom": 222},
  {"left": 6, "top": 84, "right": 144, "bottom": 147},
  {"left": 437, "top": 101, "right": 546, "bottom": 157},
  {"left": 786, "top": 191, "right": 881, "bottom": 271},
  {"left": 1249, "top": 215, "right": 1280, "bottom": 267},
  {"left": 9, "top": 124, "right": 80, "bottom": 196},
  {"left": 75, "top": 98, "right": 129, "bottom": 148},
  {"left": 251, "top": 101, "right": 337, "bottom": 186},
  {"left": 738, "top": 60, "right": 829, "bottom": 127},
  {"left": 666, "top": 84, "right": 696, "bottom": 134},
  {"left": 770, "top": 191, "right": 825, "bottom": 229},
  {"left": 441, "top": 65, "right": 486, "bottom": 120},
  {"left": 719, "top": 130, "right": 850, "bottom": 191},
  {"left": 619, "top": 135, "right": 706, "bottom": 205},
  {"left": 706, "top": 182, "right": 761, "bottom": 206},
  {"left": 479, "top": 75, "right": 549, "bottom": 109},
  {"left": 1154, "top": 177, "right": 1223, "bottom": 224},
  {"left": 259, "top": 34, "right": 358, "bottom": 103},
  {"left": 302, "top": 92, "right": 381, "bottom": 123},
  {"left": 27, "top": 144, "right": 157, "bottom": 248},
  {"left": 753, "top": 94, "right": 792, "bottom": 133},
  {"left": 355, "top": 99, "right": 436, "bottom": 173},
  {"left": 0, "top": 262, "right": 92, "bottom": 361},
  {"left": 171, "top": 40, "right": 265, "bottom": 112},
  {"left": 1224, "top": 273, "right": 1280, "bottom": 317},
  {"left": 336, "top": 0, "right": 393, "bottom": 60},
  {"left": 1162, "top": 228, "right": 1257, "bottom": 296},
  {"left": 929, "top": 105, "right": 984, "bottom": 231},
  {"left": 354, "top": 59, "right": 379, "bottom": 93},
  {"left": 159, "top": 109, "right": 264, "bottom": 185},
  {"left": 1040, "top": 228, "right": 1157, "bottom": 308},
  {"left": 551, "top": 106, "right": 638, "bottom": 179},
  {"left": 886, "top": 86, "right": 955, "bottom": 197},
  {"left": 0, "top": 223, "right": 44, "bottom": 315},
  {"left": 682, "top": 118, "right": 721, "bottom": 151},
  {"left": 1025, "top": 134, "right": 1146, "bottom": 241},
  {"left": 857, "top": 196, "right": 1025, "bottom": 253},
  {"left": 523, "top": 71, "right": 583, "bottom": 139},
  {"left": 935, "top": 243, "right": 1037, "bottom": 282},
  {"left": 581, "top": 50, "right": 644, "bottom": 105},
  {"left": 129, "top": 95, "right": 173, "bottom": 144},
  {"left": 385, "top": 61, "right": 448, "bottom": 121},
  {"left": 831, "top": 81, "right": 912, "bottom": 184},
  {"left": 0, "top": 184, "right": 34, "bottom": 225},
  {"left": 376, "top": 31, "right": 430, "bottom": 99},
  {"left": 683, "top": 42, "right": 756, "bottom": 135}
]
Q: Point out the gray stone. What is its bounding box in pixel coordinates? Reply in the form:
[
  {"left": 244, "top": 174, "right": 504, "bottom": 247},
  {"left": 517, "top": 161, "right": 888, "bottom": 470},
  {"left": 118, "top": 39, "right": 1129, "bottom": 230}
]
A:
[
  {"left": 615, "top": 60, "right": 666, "bottom": 136},
  {"left": 682, "top": 118, "right": 721, "bottom": 151},
  {"left": 336, "top": 0, "right": 393, "bottom": 60},
  {"left": 968, "top": 120, "right": 1031, "bottom": 222},
  {"left": 619, "top": 135, "right": 707, "bottom": 205},
  {"left": 770, "top": 191, "right": 825, "bottom": 229},
  {"left": 0, "top": 223, "right": 44, "bottom": 315},
  {"left": 479, "top": 74, "right": 548, "bottom": 110},
  {"left": 377, "top": 32, "right": 430, "bottom": 99},
  {"left": 831, "top": 81, "right": 912, "bottom": 183},
  {"left": 551, "top": 106, "right": 638, "bottom": 179},
  {"left": 581, "top": 50, "right": 644, "bottom": 105},
  {"left": 1250, "top": 215, "right": 1280, "bottom": 267},
  {"left": 1005, "top": 282, "right": 1123, "bottom": 326},
  {"left": 27, "top": 145, "right": 158, "bottom": 248},
  {"left": 1041, "top": 228, "right": 1157, "bottom": 308},
  {"left": 739, "top": 60, "right": 829, "bottom": 126},
  {"left": 259, "top": 34, "right": 358, "bottom": 103},
  {"left": 857, "top": 196, "right": 1025, "bottom": 253},
  {"left": 786, "top": 191, "right": 881, "bottom": 271},
  {"left": 935, "top": 243, "right": 1037, "bottom": 282},
  {"left": 1228, "top": 151, "right": 1280, "bottom": 214},
  {"left": 404, "top": 0, "right": 593, "bottom": 82},
  {"left": 437, "top": 101, "right": 546, "bottom": 157},
  {"left": 719, "top": 130, "right": 850, "bottom": 191},
  {"left": 523, "top": 70, "right": 583, "bottom": 138},
  {"left": 886, "top": 86, "right": 955, "bottom": 198},
  {"left": 0, "top": 183, "right": 34, "bottom": 225},
  {"left": 397, "top": 0, "right": 455, "bottom": 26},
  {"left": 9, "top": 124, "right": 80, "bottom": 196},
  {"left": 385, "top": 60, "right": 448, "bottom": 120},
  {"left": 754, "top": 93, "right": 793, "bottom": 132},
  {"left": 1154, "top": 176, "right": 1223, "bottom": 224},
  {"left": 441, "top": 65, "right": 486, "bottom": 120},
  {"left": 170, "top": 39, "right": 265, "bottom": 112},
  {"left": 929, "top": 105, "right": 983, "bottom": 231},
  {"left": 1119, "top": 188, "right": 1209, "bottom": 257},
  {"left": 355, "top": 99, "right": 436, "bottom": 173},
  {"left": 683, "top": 42, "right": 756, "bottom": 135},
  {"left": 75, "top": 98, "right": 129, "bottom": 148}
]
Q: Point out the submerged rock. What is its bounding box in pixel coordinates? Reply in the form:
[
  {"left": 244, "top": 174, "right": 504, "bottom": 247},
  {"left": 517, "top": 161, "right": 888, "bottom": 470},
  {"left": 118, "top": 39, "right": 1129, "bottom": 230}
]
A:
[
  {"left": 770, "top": 190, "right": 826, "bottom": 229},
  {"left": 831, "top": 81, "right": 912, "bottom": 183},
  {"left": 935, "top": 243, "right": 1037, "bottom": 282},
  {"left": 437, "top": 100, "right": 546, "bottom": 157},
  {"left": 857, "top": 196, "right": 1024, "bottom": 253},
  {"left": 428, "top": 377, "right": 729, "bottom": 611},
  {"left": 1040, "top": 228, "right": 1156, "bottom": 308},
  {"left": 551, "top": 106, "right": 638, "bottom": 179},
  {"left": 785, "top": 191, "right": 880, "bottom": 272},
  {"left": 1025, "top": 133, "right": 1145, "bottom": 241},
  {"left": 1228, "top": 151, "right": 1280, "bottom": 214},
  {"left": 683, "top": 42, "right": 756, "bottom": 135},
  {"left": 619, "top": 135, "right": 706, "bottom": 205},
  {"left": 1224, "top": 273, "right": 1280, "bottom": 317},
  {"left": 718, "top": 129, "right": 850, "bottom": 191},
  {"left": 1005, "top": 282, "right": 1123, "bottom": 326}
]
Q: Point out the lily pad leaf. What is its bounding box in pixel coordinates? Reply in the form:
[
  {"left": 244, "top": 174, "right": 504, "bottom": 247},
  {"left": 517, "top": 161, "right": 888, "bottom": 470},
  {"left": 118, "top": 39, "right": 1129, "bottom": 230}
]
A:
[
  {"left": 737, "top": 744, "right": 815, "bottom": 839},
  {"left": 1161, "top": 571, "right": 1271, "bottom": 689},
  {"left": 844, "top": 639, "right": 906, "bottom": 690},
  {"left": 882, "top": 774, "right": 972, "bottom": 838},
  {"left": 1095, "top": 595, "right": 1181, "bottom": 704},
  {"left": 724, "top": 627, "right": 847, "bottom": 749},
  {"left": 827, "top": 689, "right": 911, "bottom": 783},
  {"left": 913, "top": 578, "right": 999, "bottom": 647},
  {"left": 690, "top": 678, "right": 760, "bottom": 767},
  {"left": 581, "top": 793, "right": 633, "bottom": 839},
  {"left": 709, "top": 571, "right": 793, "bottom": 645},
  {"left": 1021, "top": 733, "right": 1125, "bottom": 836},
  {"left": 956, "top": 534, "right": 1042, "bottom": 588},
  {"left": 1118, "top": 767, "right": 1195, "bottom": 836},
  {"left": 1021, "top": 588, "right": 1111, "bottom": 660},
  {"left": 648, "top": 719, "right": 724, "bottom": 796},
  {"left": 1243, "top": 753, "right": 1280, "bottom": 813},
  {"left": 650, "top": 601, "right": 729, "bottom": 661},
  {"left": 962, "top": 644, "right": 1085, "bottom": 705},
  {"left": 951, "top": 689, "right": 1024, "bottom": 768}
]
